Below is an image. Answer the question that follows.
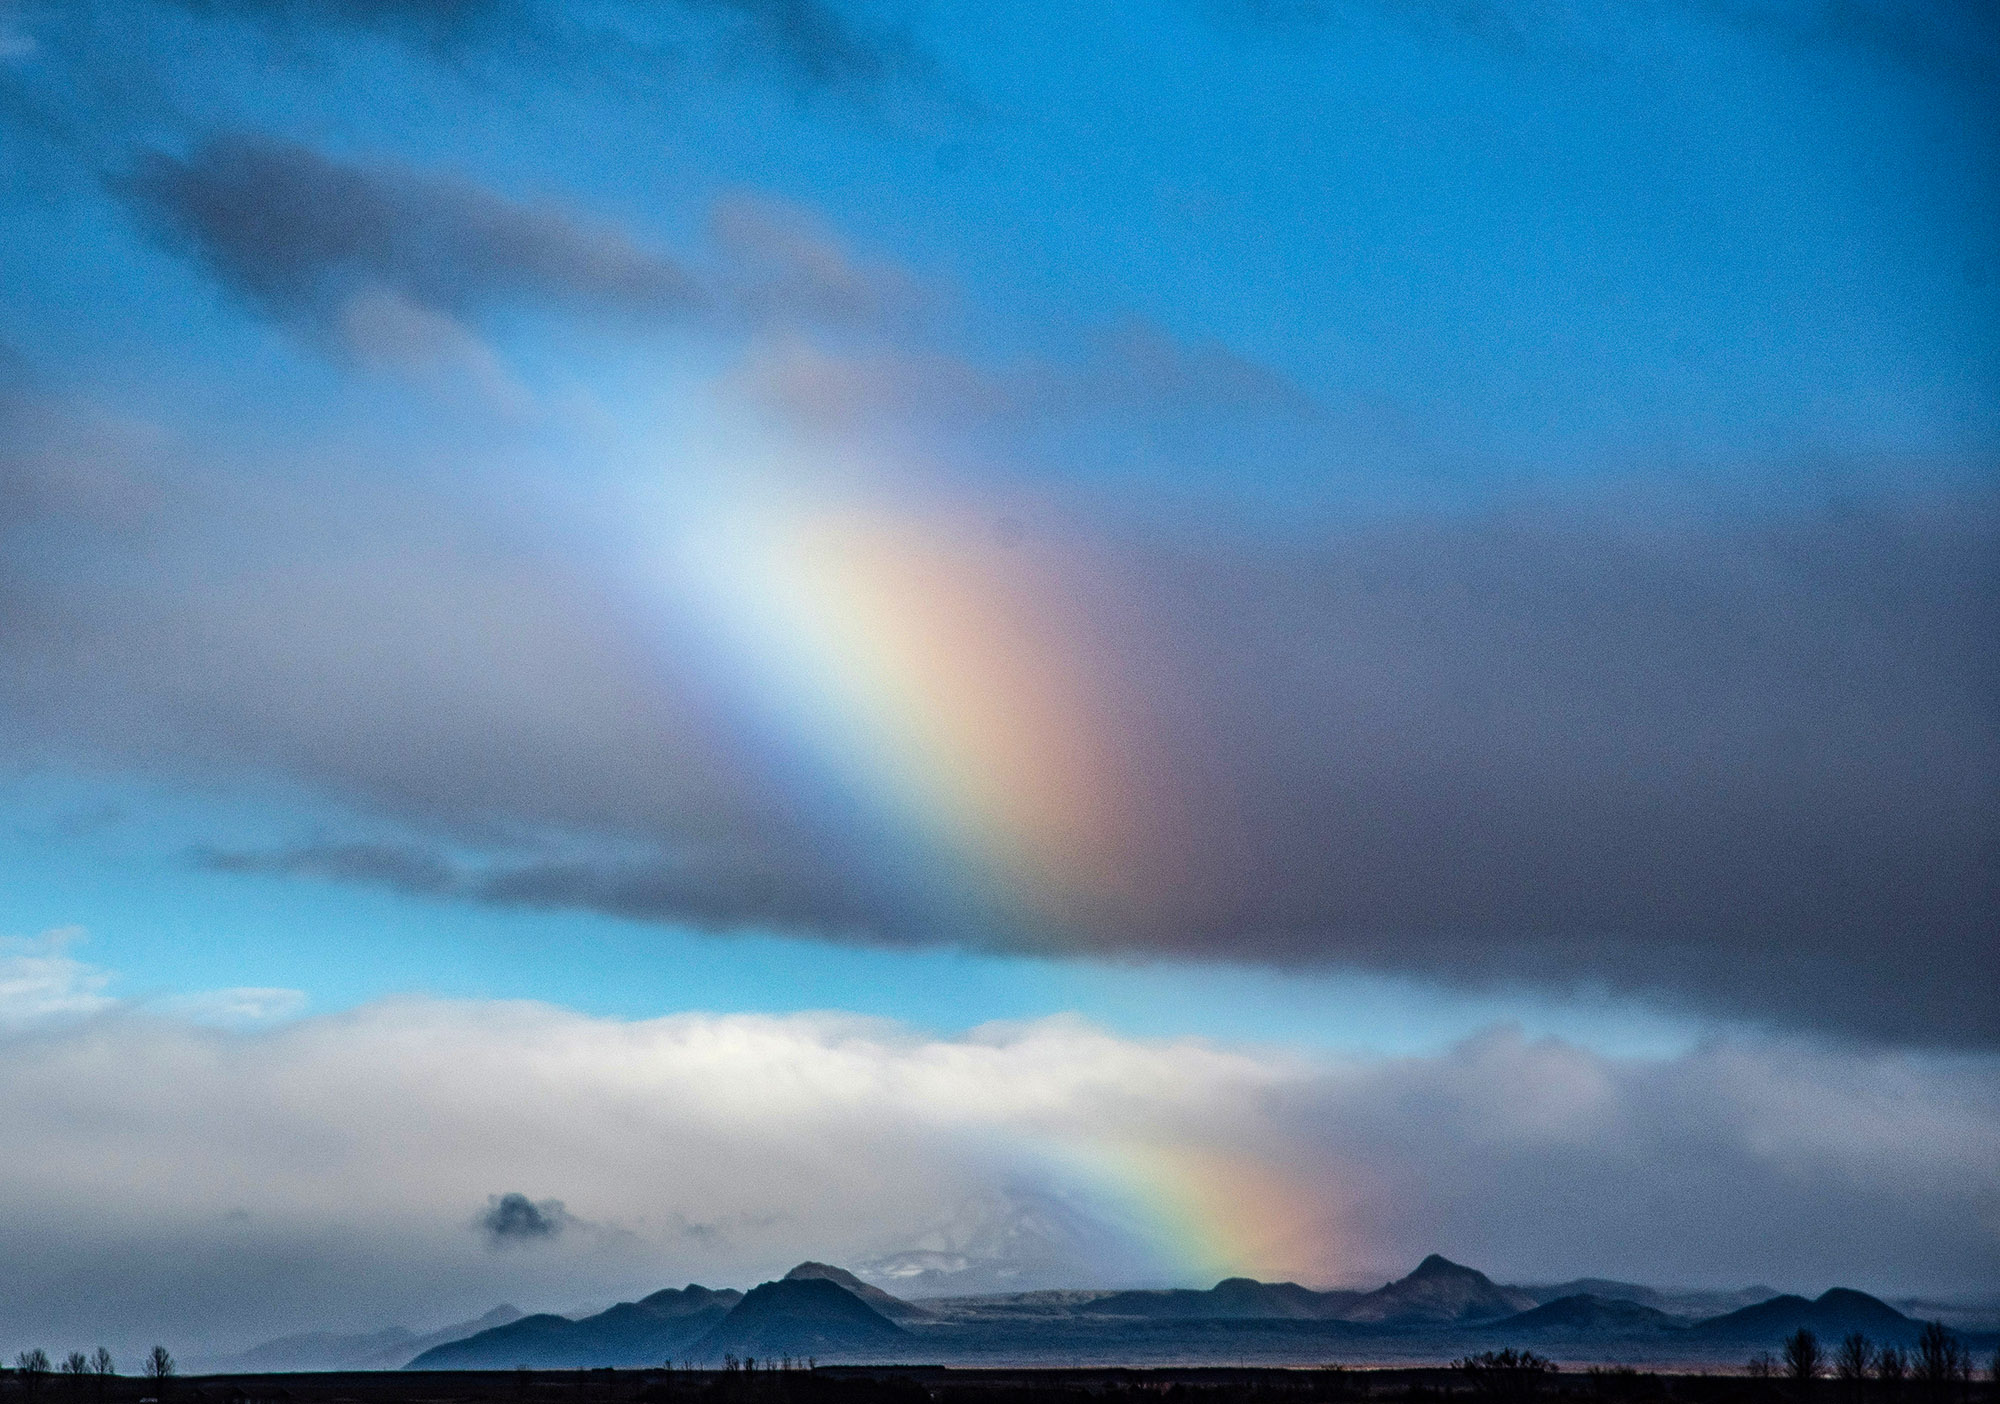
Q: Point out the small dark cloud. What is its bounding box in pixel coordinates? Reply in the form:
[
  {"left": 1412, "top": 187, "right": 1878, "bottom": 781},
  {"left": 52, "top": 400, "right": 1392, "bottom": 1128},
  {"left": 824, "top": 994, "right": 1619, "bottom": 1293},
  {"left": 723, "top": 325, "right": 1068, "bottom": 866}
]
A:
[
  {"left": 124, "top": 135, "right": 701, "bottom": 346},
  {"left": 194, "top": 842, "right": 458, "bottom": 896},
  {"left": 117, "top": 137, "right": 959, "bottom": 369},
  {"left": 194, "top": 840, "right": 929, "bottom": 939},
  {"left": 478, "top": 1192, "right": 571, "bottom": 1245}
]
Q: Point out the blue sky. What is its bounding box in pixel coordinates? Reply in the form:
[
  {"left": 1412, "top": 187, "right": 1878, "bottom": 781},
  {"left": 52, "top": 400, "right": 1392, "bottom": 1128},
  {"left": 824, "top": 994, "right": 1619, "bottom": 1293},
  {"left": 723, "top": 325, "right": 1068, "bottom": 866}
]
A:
[{"left": 0, "top": 0, "right": 1996, "bottom": 1345}]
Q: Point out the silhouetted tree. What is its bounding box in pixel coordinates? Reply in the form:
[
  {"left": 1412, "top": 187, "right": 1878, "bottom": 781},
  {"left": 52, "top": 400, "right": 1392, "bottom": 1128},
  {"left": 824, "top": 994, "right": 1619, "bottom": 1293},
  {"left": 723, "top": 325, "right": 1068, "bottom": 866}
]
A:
[
  {"left": 17, "top": 1350, "right": 52, "bottom": 1397},
  {"left": 1751, "top": 1354, "right": 1780, "bottom": 1380},
  {"left": 88, "top": 1350, "right": 114, "bottom": 1404},
  {"left": 1454, "top": 1349, "right": 1558, "bottom": 1401},
  {"left": 1836, "top": 1334, "right": 1874, "bottom": 1401},
  {"left": 1912, "top": 1328, "right": 1960, "bottom": 1400},
  {"left": 59, "top": 1354, "right": 89, "bottom": 1391},
  {"left": 141, "top": 1346, "right": 174, "bottom": 1394},
  {"left": 1787, "top": 1330, "right": 1826, "bottom": 1386},
  {"left": 1878, "top": 1346, "right": 1908, "bottom": 1404}
]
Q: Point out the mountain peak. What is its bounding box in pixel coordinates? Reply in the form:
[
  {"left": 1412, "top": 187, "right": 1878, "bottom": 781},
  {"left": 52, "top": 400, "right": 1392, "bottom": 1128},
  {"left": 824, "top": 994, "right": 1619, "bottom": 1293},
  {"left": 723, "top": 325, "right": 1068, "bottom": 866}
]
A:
[
  {"left": 785, "top": 1261, "right": 850, "bottom": 1281},
  {"left": 688, "top": 1276, "right": 908, "bottom": 1363},
  {"left": 782, "top": 1261, "right": 929, "bottom": 1321},
  {"left": 1339, "top": 1254, "right": 1534, "bottom": 1325},
  {"left": 1409, "top": 1254, "right": 1483, "bottom": 1281}
]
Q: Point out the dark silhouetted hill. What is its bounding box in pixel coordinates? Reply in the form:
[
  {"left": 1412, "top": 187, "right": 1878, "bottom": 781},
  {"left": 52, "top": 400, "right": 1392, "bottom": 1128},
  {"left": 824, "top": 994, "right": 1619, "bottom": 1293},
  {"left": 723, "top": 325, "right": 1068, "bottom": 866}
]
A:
[
  {"left": 784, "top": 1262, "right": 931, "bottom": 1321},
  {"left": 1490, "top": 1294, "right": 1688, "bottom": 1337},
  {"left": 1339, "top": 1255, "right": 1537, "bottom": 1324},
  {"left": 1083, "top": 1278, "right": 1361, "bottom": 1320},
  {"left": 408, "top": 1286, "right": 741, "bottom": 1369},
  {"left": 687, "top": 1277, "right": 908, "bottom": 1362},
  {"left": 1689, "top": 1289, "right": 1918, "bottom": 1345}
]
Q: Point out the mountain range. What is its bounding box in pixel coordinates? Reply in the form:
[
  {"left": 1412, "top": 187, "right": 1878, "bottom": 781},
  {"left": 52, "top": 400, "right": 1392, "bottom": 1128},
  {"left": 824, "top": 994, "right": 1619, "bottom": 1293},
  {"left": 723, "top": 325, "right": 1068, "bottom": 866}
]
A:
[
  {"left": 410, "top": 1285, "right": 743, "bottom": 1370},
  {"left": 376, "top": 1254, "right": 1993, "bottom": 1371}
]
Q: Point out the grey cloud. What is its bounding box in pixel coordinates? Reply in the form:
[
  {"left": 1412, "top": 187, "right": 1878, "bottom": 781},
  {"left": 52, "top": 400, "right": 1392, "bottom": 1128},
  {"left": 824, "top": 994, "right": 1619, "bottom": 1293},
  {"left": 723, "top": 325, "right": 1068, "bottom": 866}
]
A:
[
  {"left": 113, "top": 136, "right": 1330, "bottom": 462},
  {"left": 119, "top": 138, "right": 949, "bottom": 366},
  {"left": 0, "top": 0, "right": 922, "bottom": 213},
  {"left": 478, "top": 1192, "right": 571, "bottom": 1244},
  {"left": 126, "top": 136, "right": 701, "bottom": 343},
  {"left": 196, "top": 842, "right": 458, "bottom": 896},
  {"left": 194, "top": 842, "right": 920, "bottom": 937}
]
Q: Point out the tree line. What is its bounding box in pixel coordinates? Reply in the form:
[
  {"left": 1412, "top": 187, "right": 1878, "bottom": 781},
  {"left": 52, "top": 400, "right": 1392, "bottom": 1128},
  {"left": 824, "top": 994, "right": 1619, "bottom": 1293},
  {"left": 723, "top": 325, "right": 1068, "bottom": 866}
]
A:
[
  {"left": 2, "top": 1348, "right": 174, "bottom": 1397},
  {"left": 1748, "top": 1323, "right": 1996, "bottom": 1398}
]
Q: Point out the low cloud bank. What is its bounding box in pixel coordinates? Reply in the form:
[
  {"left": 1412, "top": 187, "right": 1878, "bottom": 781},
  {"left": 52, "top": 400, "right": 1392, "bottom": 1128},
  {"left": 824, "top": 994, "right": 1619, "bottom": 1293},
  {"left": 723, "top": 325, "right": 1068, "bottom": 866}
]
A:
[{"left": 0, "top": 958, "right": 1993, "bottom": 1357}]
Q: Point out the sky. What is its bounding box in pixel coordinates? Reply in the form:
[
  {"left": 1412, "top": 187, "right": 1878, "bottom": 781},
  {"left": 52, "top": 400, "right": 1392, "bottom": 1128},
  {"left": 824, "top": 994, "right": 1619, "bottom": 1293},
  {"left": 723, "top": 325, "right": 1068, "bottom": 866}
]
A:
[{"left": 0, "top": 0, "right": 1996, "bottom": 1362}]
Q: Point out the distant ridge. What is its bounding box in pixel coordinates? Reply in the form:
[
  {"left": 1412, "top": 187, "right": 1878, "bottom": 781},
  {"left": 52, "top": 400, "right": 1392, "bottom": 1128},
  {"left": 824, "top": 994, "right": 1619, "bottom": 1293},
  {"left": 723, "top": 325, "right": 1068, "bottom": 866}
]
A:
[
  {"left": 1519, "top": 1279, "right": 1671, "bottom": 1311},
  {"left": 1689, "top": 1288, "right": 1919, "bottom": 1345},
  {"left": 688, "top": 1276, "right": 908, "bottom": 1362},
  {"left": 391, "top": 1254, "right": 1987, "bottom": 1370},
  {"left": 1490, "top": 1294, "right": 1688, "bottom": 1337},
  {"left": 1083, "top": 1278, "right": 1361, "bottom": 1320},
  {"left": 1339, "top": 1255, "right": 1537, "bottom": 1324},
  {"left": 407, "top": 1285, "right": 741, "bottom": 1369}
]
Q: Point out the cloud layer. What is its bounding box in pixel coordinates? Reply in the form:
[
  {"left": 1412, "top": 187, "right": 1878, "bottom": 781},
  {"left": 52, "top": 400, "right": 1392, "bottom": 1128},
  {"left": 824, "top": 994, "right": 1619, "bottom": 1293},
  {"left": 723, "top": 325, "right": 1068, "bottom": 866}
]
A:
[
  {"left": 5, "top": 372, "right": 1992, "bottom": 1045},
  {"left": 0, "top": 960, "right": 1994, "bottom": 1357}
]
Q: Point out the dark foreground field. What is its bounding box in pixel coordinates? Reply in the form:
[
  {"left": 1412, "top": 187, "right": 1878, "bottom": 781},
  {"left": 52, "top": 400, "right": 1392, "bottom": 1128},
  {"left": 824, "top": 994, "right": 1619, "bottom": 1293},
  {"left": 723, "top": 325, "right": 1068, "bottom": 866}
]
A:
[{"left": 4, "top": 1367, "right": 1993, "bottom": 1404}]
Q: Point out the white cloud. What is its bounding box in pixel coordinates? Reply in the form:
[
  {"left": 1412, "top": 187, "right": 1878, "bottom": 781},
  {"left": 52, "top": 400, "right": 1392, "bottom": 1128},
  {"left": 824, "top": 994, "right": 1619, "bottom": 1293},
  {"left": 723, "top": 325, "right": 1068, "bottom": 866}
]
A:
[
  {"left": 0, "top": 927, "right": 116, "bottom": 1024},
  {"left": 0, "top": 991, "right": 1994, "bottom": 1360},
  {"left": 0, "top": 929, "right": 306, "bottom": 1028},
  {"left": 155, "top": 986, "right": 310, "bottom": 1026}
]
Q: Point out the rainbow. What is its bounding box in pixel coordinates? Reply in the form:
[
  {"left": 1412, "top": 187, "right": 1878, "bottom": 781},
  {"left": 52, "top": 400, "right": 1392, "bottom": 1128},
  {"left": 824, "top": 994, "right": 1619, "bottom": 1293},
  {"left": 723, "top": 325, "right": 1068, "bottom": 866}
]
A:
[
  {"left": 672, "top": 496, "right": 1150, "bottom": 929},
  {"left": 666, "top": 488, "right": 1334, "bottom": 1285},
  {"left": 1055, "top": 1138, "right": 1346, "bottom": 1286}
]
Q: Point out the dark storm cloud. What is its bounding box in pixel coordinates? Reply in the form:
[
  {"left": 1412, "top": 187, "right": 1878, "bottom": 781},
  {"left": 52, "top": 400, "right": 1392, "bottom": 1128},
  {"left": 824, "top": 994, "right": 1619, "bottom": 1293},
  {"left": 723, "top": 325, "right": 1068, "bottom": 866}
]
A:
[
  {"left": 456, "top": 500, "right": 1993, "bottom": 1045},
  {"left": 62, "top": 423, "right": 1987, "bottom": 1046},
  {"left": 1125, "top": 498, "right": 1999, "bottom": 1044},
  {"left": 478, "top": 1192, "right": 571, "bottom": 1244},
  {"left": 126, "top": 136, "right": 701, "bottom": 341}
]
